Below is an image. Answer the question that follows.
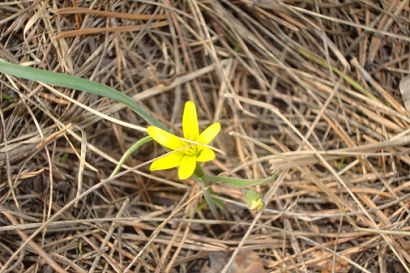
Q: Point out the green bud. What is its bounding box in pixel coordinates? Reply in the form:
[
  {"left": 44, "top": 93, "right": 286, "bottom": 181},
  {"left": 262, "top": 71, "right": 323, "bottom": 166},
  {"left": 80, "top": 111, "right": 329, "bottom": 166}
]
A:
[{"left": 244, "top": 190, "right": 265, "bottom": 211}]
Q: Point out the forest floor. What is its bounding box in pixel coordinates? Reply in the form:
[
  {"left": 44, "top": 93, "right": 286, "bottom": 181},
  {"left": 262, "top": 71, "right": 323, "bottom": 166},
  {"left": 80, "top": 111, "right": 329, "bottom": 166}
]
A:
[{"left": 1, "top": 1, "right": 410, "bottom": 272}]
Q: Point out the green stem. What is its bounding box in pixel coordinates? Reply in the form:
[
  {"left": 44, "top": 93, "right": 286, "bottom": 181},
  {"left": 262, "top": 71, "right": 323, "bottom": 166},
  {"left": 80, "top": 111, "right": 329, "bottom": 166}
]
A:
[
  {"left": 193, "top": 163, "right": 219, "bottom": 218},
  {"left": 197, "top": 177, "right": 219, "bottom": 218},
  {"left": 194, "top": 162, "right": 204, "bottom": 177}
]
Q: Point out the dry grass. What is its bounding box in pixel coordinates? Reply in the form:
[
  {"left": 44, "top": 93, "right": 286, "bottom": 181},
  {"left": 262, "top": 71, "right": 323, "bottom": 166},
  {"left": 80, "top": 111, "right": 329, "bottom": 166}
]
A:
[{"left": 1, "top": 1, "right": 410, "bottom": 272}]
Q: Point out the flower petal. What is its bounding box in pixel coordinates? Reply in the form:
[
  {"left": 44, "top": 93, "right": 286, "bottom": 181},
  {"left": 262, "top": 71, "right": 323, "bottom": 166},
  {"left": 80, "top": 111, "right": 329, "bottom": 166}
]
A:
[
  {"left": 150, "top": 152, "right": 184, "bottom": 170},
  {"left": 178, "top": 155, "right": 197, "bottom": 179},
  {"left": 197, "top": 122, "right": 221, "bottom": 145},
  {"left": 196, "top": 147, "right": 215, "bottom": 162},
  {"left": 147, "top": 126, "right": 187, "bottom": 150},
  {"left": 183, "top": 101, "right": 199, "bottom": 141}
]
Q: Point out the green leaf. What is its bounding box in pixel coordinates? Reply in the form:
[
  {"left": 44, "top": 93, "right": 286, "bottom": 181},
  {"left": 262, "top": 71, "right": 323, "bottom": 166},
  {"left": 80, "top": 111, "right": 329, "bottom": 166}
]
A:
[
  {"left": 60, "top": 153, "right": 69, "bottom": 163},
  {"left": 211, "top": 196, "right": 226, "bottom": 212},
  {"left": 109, "top": 136, "right": 152, "bottom": 178},
  {"left": 2, "top": 94, "right": 12, "bottom": 100},
  {"left": 338, "top": 157, "right": 345, "bottom": 171},
  {"left": 297, "top": 47, "right": 379, "bottom": 102},
  {"left": 202, "top": 172, "right": 279, "bottom": 188},
  {"left": 0, "top": 61, "right": 167, "bottom": 131}
]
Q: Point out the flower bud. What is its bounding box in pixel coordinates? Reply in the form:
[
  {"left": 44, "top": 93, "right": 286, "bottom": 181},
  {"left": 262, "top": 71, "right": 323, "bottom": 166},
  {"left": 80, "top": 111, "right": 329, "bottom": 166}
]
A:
[{"left": 244, "top": 190, "right": 265, "bottom": 211}]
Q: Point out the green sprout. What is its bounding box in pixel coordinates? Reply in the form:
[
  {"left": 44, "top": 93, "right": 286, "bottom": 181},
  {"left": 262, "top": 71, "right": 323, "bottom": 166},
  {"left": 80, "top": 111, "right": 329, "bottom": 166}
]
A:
[{"left": 0, "top": 60, "right": 278, "bottom": 215}]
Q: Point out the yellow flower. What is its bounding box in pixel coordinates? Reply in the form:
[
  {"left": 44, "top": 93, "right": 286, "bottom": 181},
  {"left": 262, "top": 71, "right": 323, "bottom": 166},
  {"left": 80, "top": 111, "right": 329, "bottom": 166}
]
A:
[{"left": 147, "top": 101, "right": 221, "bottom": 179}]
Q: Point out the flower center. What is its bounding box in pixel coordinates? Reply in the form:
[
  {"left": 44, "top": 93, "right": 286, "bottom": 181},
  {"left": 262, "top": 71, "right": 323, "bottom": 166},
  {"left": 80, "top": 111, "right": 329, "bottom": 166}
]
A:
[{"left": 183, "top": 145, "right": 199, "bottom": 156}]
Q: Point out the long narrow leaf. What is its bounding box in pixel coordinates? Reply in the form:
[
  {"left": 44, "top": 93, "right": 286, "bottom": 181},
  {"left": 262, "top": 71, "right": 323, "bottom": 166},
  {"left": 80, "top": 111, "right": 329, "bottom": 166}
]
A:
[
  {"left": 202, "top": 172, "right": 279, "bottom": 188},
  {"left": 109, "top": 136, "right": 153, "bottom": 178},
  {"left": 0, "top": 61, "right": 167, "bottom": 130}
]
